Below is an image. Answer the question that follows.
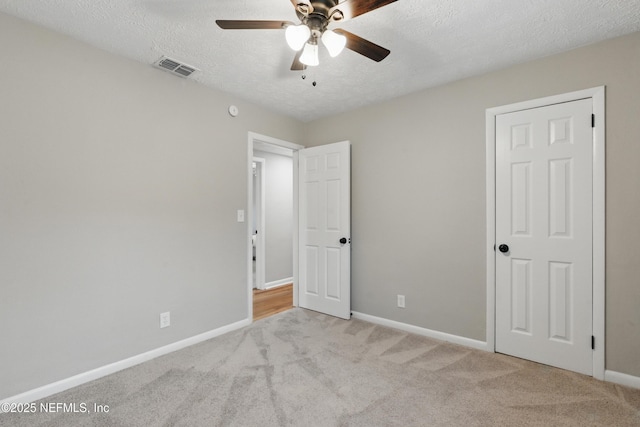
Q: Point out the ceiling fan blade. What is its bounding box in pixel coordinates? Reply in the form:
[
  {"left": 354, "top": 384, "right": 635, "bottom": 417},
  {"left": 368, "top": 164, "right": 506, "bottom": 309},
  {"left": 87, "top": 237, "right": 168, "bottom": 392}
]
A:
[
  {"left": 216, "top": 20, "right": 292, "bottom": 30},
  {"left": 329, "top": 0, "right": 398, "bottom": 21},
  {"left": 334, "top": 29, "right": 390, "bottom": 62},
  {"left": 290, "top": 50, "right": 307, "bottom": 71}
]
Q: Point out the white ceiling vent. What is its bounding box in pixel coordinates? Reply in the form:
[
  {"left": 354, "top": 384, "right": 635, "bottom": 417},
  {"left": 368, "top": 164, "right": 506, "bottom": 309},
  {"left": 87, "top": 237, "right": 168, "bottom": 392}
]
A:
[{"left": 153, "top": 56, "right": 199, "bottom": 78}]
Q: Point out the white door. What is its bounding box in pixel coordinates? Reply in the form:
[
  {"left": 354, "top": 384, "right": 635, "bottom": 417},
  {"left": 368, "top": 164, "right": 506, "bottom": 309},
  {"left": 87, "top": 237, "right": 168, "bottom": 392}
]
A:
[
  {"left": 298, "top": 141, "right": 351, "bottom": 319},
  {"left": 495, "top": 99, "right": 593, "bottom": 375}
]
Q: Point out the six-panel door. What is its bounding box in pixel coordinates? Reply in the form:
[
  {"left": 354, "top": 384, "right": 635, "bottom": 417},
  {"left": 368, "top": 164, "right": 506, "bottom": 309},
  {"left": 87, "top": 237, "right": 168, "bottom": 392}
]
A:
[
  {"left": 298, "top": 141, "right": 351, "bottom": 319},
  {"left": 495, "top": 99, "right": 593, "bottom": 375}
]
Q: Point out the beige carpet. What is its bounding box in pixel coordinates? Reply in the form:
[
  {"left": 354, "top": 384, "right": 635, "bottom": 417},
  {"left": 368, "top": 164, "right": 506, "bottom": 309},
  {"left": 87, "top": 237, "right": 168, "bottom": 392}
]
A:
[{"left": 2, "top": 308, "right": 640, "bottom": 426}]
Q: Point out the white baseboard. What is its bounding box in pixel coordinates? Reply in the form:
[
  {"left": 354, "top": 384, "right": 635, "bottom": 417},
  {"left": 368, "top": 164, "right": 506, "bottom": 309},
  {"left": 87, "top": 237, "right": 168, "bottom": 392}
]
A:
[
  {"left": 351, "top": 311, "right": 489, "bottom": 351},
  {"left": 605, "top": 370, "right": 640, "bottom": 390},
  {"left": 265, "top": 277, "right": 293, "bottom": 290},
  {"left": 1, "top": 317, "right": 251, "bottom": 407}
]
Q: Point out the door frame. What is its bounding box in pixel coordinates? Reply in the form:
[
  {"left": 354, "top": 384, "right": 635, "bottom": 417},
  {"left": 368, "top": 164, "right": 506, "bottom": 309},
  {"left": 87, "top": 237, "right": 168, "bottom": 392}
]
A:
[
  {"left": 485, "top": 86, "right": 605, "bottom": 379},
  {"left": 247, "top": 132, "right": 304, "bottom": 320}
]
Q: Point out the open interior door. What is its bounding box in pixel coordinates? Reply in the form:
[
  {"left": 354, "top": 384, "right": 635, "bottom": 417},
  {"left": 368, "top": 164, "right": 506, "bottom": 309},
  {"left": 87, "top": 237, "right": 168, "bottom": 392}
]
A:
[{"left": 298, "top": 141, "right": 351, "bottom": 319}]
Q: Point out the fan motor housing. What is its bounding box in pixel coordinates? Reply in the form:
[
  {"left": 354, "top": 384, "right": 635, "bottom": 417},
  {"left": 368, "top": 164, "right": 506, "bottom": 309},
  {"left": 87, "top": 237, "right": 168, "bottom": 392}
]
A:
[{"left": 296, "top": 0, "right": 341, "bottom": 22}]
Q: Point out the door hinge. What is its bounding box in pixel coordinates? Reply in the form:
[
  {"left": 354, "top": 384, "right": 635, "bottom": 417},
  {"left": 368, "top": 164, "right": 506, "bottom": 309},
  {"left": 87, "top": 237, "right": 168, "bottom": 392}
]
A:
[
  {"left": 591, "top": 335, "right": 595, "bottom": 350},
  {"left": 591, "top": 114, "right": 595, "bottom": 128}
]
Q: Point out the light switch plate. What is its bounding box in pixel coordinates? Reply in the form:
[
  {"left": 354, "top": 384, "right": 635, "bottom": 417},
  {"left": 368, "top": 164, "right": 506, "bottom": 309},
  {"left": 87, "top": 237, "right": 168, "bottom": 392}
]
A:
[{"left": 237, "top": 209, "right": 245, "bottom": 222}]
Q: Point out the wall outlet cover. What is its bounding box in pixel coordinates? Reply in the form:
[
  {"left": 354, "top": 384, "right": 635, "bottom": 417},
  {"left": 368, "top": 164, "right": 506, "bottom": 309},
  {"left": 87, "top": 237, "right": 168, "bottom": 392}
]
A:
[{"left": 160, "top": 311, "right": 170, "bottom": 328}]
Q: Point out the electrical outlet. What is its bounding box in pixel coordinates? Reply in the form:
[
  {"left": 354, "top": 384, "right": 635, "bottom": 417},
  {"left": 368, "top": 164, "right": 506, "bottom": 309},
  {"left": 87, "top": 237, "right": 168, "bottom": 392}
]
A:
[
  {"left": 397, "top": 295, "right": 405, "bottom": 308},
  {"left": 160, "top": 311, "right": 170, "bottom": 328}
]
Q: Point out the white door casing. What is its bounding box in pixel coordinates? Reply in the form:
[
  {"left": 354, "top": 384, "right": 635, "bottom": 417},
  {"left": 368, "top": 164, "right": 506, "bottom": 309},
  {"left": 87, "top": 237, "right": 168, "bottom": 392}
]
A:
[
  {"left": 298, "top": 141, "right": 351, "bottom": 319},
  {"left": 486, "top": 88, "right": 605, "bottom": 380},
  {"left": 495, "top": 99, "right": 593, "bottom": 375}
]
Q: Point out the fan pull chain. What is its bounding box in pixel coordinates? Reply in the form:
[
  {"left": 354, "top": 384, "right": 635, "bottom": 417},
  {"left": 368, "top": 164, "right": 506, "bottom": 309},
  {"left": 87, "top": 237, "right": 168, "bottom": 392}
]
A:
[{"left": 301, "top": 69, "right": 317, "bottom": 87}]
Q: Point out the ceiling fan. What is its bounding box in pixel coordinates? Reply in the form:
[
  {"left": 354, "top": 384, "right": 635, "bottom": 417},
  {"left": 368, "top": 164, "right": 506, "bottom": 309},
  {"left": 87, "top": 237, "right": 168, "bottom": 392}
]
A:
[{"left": 216, "top": 0, "right": 397, "bottom": 70}]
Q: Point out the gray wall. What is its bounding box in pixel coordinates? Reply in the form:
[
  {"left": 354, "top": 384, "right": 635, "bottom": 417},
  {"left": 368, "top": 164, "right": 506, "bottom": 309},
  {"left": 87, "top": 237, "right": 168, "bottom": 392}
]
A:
[
  {"left": 0, "top": 13, "right": 303, "bottom": 399},
  {"left": 303, "top": 31, "right": 640, "bottom": 377},
  {"left": 253, "top": 150, "right": 293, "bottom": 284}
]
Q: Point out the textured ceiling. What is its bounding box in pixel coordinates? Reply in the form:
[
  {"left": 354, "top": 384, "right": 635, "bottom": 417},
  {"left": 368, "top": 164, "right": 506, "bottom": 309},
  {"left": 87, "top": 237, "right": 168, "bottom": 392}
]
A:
[{"left": 1, "top": 0, "right": 640, "bottom": 122}]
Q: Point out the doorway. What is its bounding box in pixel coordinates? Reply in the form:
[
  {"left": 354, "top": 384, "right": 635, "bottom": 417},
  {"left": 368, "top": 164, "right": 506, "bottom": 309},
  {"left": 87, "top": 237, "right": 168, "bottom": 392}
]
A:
[
  {"left": 247, "top": 132, "right": 304, "bottom": 321},
  {"left": 485, "top": 87, "right": 605, "bottom": 379}
]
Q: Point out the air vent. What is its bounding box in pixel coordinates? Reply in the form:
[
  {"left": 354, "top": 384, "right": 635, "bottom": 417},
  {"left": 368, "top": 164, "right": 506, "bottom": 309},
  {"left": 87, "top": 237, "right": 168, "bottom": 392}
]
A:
[{"left": 153, "top": 56, "right": 199, "bottom": 78}]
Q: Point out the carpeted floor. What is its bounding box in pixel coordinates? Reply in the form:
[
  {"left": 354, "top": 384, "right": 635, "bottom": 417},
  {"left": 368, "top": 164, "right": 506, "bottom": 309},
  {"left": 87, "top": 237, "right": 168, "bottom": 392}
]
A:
[{"left": 2, "top": 308, "right": 640, "bottom": 426}]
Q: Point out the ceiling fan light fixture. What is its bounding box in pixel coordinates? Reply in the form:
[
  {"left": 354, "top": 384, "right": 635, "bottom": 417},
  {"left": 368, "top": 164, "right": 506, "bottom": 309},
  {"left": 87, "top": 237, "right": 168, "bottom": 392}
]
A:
[
  {"left": 285, "top": 24, "right": 311, "bottom": 51},
  {"left": 300, "top": 41, "right": 319, "bottom": 66},
  {"left": 321, "top": 29, "right": 347, "bottom": 57}
]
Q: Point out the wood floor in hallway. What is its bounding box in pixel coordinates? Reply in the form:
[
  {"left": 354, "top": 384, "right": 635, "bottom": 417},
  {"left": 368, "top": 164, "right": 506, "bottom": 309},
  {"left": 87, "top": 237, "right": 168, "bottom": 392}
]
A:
[{"left": 253, "top": 283, "right": 293, "bottom": 321}]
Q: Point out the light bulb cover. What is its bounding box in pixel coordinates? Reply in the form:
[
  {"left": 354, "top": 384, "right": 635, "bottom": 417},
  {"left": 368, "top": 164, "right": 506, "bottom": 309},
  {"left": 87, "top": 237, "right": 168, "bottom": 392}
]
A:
[
  {"left": 321, "top": 29, "right": 346, "bottom": 57},
  {"left": 300, "top": 42, "right": 319, "bottom": 66},
  {"left": 285, "top": 24, "right": 311, "bottom": 51}
]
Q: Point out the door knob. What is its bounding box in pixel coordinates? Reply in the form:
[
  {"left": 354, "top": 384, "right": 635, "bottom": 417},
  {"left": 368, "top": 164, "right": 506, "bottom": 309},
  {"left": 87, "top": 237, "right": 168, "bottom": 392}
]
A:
[
  {"left": 339, "top": 237, "right": 348, "bottom": 244},
  {"left": 498, "top": 244, "right": 509, "bottom": 253}
]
